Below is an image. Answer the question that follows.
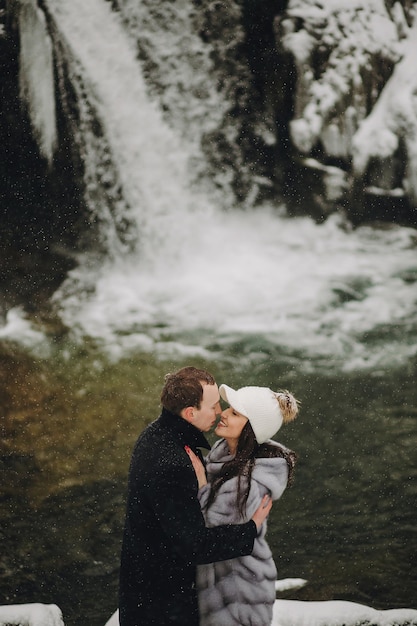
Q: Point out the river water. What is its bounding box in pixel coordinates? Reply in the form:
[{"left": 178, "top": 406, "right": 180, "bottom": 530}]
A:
[{"left": 1, "top": 341, "right": 416, "bottom": 626}]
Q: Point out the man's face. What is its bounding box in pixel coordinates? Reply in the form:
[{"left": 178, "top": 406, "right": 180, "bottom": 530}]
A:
[{"left": 192, "top": 383, "right": 221, "bottom": 432}]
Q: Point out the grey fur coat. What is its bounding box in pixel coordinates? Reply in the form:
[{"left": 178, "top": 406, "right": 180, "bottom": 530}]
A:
[{"left": 197, "top": 439, "right": 290, "bottom": 626}]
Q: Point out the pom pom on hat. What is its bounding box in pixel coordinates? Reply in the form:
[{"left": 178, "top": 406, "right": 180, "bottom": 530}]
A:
[{"left": 219, "top": 384, "right": 297, "bottom": 444}]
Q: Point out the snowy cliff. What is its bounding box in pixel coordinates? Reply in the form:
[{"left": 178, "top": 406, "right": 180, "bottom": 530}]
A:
[
  {"left": 280, "top": 0, "right": 417, "bottom": 221},
  {"left": 5, "top": 0, "right": 417, "bottom": 232},
  {"left": 109, "top": 0, "right": 417, "bottom": 222}
]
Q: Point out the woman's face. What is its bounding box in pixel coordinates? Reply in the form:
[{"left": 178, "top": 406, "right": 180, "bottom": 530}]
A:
[{"left": 215, "top": 406, "right": 248, "bottom": 445}]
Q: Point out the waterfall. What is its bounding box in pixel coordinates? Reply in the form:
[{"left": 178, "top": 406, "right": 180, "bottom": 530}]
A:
[
  {"left": 9, "top": 0, "right": 417, "bottom": 371},
  {"left": 18, "top": 0, "right": 57, "bottom": 164}
]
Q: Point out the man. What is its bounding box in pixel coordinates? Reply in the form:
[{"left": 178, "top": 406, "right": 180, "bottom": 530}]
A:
[{"left": 119, "top": 366, "right": 272, "bottom": 626}]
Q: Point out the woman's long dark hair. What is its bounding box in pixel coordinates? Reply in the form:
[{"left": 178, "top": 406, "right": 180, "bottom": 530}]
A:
[{"left": 205, "top": 422, "right": 297, "bottom": 519}]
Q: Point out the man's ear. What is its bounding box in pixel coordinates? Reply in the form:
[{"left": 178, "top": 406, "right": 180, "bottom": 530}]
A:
[{"left": 181, "top": 406, "right": 194, "bottom": 423}]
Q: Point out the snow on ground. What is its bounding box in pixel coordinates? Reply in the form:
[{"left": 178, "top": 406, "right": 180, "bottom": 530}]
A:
[
  {"left": 102, "top": 598, "right": 417, "bottom": 626},
  {"left": 272, "top": 600, "right": 417, "bottom": 626},
  {"left": 0, "top": 603, "right": 64, "bottom": 626},
  {"left": 1, "top": 598, "right": 416, "bottom": 626}
]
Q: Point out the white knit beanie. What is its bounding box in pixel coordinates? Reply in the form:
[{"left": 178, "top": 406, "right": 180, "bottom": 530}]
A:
[{"left": 219, "top": 384, "right": 283, "bottom": 444}]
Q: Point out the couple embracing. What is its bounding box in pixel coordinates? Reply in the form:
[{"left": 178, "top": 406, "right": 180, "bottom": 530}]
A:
[{"left": 119, "top": 366, "right": 299, "bottom": 626}]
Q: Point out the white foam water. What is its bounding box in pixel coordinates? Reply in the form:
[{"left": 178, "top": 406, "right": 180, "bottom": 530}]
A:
[{"left": 55, "top": 205, "right": 417, "bottom": 370}]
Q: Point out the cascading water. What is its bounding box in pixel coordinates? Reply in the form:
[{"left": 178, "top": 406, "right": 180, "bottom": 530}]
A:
[
  {"left": 18, "top": 0, "right": 57, "bottom": 164},
  {"left": 40, "top": 0, "right": 417, "bottom": 371}
]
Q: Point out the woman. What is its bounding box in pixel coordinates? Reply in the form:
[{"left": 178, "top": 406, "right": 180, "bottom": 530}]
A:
[{"left": 186, "top": 383, "right": 299, "bottom": 626}]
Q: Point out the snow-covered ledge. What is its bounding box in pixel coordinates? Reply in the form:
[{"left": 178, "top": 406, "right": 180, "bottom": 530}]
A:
[
  {"left": 2, "top": 595, "right": 417, "bottom": 626},
  {"left": 103, "top": 601, "right": 417, "bottom": 626},
  {"left": 103, "top": 579, "right": 417, "bottom": 626},
  {"left": 272, "top": 600, "right": 417, "bottom": 626},
  {"left": 0, "top": 603, "right": 64, "bottom": 626}
]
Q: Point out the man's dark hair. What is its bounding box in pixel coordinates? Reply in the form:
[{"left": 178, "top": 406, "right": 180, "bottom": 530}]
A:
[{"left": 160, "top": 366, "right": 216, "bottom": 415}]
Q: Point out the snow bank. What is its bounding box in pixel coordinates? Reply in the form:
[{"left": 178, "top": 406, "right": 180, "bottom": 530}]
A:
[
  {"left": 104, "top": 610, "right": 118, "bottom": 626},
  {"left": 3, "top": 594, "right": 416, "bottom": 626},
  {"left": 275, "top": 578, "right": 308, "bottom": 592},
  {"left": 0, "top": 603, "right": 64, "bottom": 626},
  {"left": 272, "top": 599, "right": 417, "bottom": 626},
  {"left": 104, "top": 599, "right": 417, "bottom": 626}
]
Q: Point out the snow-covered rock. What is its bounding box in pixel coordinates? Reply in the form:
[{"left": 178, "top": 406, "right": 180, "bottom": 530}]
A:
[
  {"left": 2, "top": 588, "right": 416, "bottom": 626},
  {"left": 278, "top": 0, "right": 417, "bottom": 215},
  {"left": 272, "top": 599, "right": 417, "bottom": 626},
  {"left": 275, "top": 578, "right": 308, "bottom": 592},
  {"left": 281, "top": 0, "right": 400, "bottom": 157},
  {"left": 0, "top": 603, "right": 64, "bottom": 626},
  {"left": 104, "top": 609, "right": 118, "bottom": 626},
  {"left": 104, "top": 598, "right": 417, "bottom": 626},
  {"left": 352, "top": 21, "right": 417, "bottom": 201}
]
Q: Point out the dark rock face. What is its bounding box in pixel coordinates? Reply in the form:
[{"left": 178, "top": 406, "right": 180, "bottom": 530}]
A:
[{"left": 0, "top": 6, "right": 78, "bottom": 320}]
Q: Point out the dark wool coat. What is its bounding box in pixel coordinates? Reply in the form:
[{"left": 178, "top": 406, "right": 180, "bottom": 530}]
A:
[
  {"left": 119, "top": 409, "right": 257, "bottom": 626},
  {"left": 197, "top": 439, "right": 290, "bottom": 626}
]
